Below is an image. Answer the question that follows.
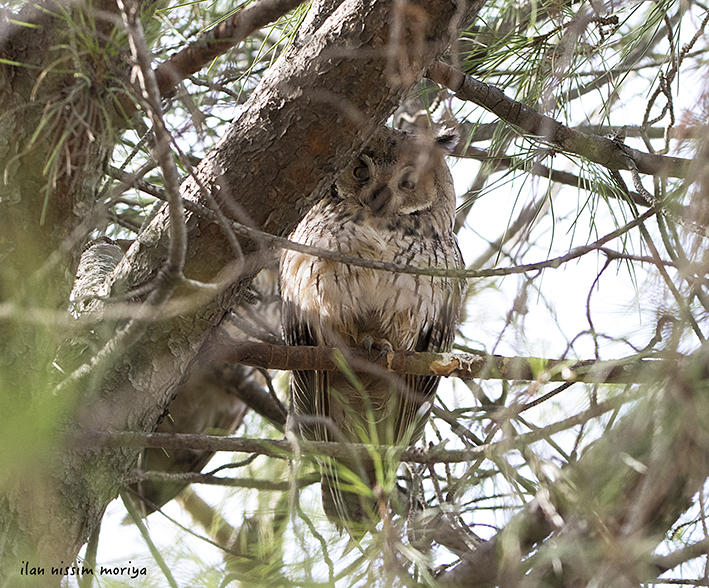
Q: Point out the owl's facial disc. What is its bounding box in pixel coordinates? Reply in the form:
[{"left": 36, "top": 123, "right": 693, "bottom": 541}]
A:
[
  {"left": 343, "top": 149, "right": 441, "bottom": 217},
  {"left": 350, "top": 155, "right": 396, "bottom": 215}
]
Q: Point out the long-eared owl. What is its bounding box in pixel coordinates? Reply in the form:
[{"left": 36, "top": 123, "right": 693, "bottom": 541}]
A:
[{"left": 280, "top": 126, "right": 465, "bottom": 534}]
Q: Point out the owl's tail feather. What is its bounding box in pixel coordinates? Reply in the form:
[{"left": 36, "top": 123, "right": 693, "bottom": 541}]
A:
[{"left": 320, "top": 471, "right": 381, "bottom": 539}]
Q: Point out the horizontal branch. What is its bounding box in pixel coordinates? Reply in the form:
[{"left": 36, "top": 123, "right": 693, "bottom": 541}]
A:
[
  {"left": 224, "top": 340, "right": 668, "bottom": 385},
  {"left": 80, "top": 392, "right": 633, "bottom": 463},
  {"left": 126, "top": 469, "right": 318, "bottom": 492},
  {"left": 455, "top": 144, "right": 649, "bottom": 207},
  {"left": 427, "top": 61, "right": 691, "bottom": 179},
  {"left": 459, "top": 120, "right": 689, "bottom": 145},
  {"left": 111, "top": 164, "right": 657, "bottom": 281}
]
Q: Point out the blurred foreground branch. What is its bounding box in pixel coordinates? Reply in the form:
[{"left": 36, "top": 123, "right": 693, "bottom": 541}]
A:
[{"left": 81, "top": 390, "right": 632, "bottom": 463}]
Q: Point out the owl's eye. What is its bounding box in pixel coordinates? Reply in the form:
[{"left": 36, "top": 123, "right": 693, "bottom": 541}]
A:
[
  {"left": 399, "top": 175, "right": 416, "bottom": 190},
  {"left": 352, "top": 162, "right": 370, "bottom": 181}
]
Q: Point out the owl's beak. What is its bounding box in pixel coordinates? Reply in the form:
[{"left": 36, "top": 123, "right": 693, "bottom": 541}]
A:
[{"left": 364, "top": 183, "right": 393, "bottom": 215}]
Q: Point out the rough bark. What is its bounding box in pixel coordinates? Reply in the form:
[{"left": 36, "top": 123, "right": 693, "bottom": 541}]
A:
[
  {"left": 0, "top": 0, "right": 485, "bottom": 584},
  {"left": 0, "top": 1, "right": 132, "bottom": 583}
]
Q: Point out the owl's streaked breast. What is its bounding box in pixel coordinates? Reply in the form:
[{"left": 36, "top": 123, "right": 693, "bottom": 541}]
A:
[{"left": 281, "top": 197, "right": 458, "bottom": 351}]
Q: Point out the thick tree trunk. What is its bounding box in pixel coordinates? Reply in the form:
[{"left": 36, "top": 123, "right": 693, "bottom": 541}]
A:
[
  {"left": 0, "top": 1, "right": 127, "bottom": 583},
  {"left": 0, "top": 0, "right": 484, "bottom": 584}
]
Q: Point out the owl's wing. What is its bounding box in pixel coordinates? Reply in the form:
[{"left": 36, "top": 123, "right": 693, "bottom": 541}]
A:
[
  {"left": 283, "top": 300, "right": 332, "bottom": 442},
  {"left": 394, "top": 254, "right": 466, "bottom": 444}
]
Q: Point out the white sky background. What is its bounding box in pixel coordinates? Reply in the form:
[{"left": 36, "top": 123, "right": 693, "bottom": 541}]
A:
[{"left": 61, "top": 1, "right": 709, "bottom": 586}]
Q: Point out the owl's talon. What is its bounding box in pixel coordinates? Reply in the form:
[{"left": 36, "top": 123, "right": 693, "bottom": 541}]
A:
[
  {"left": 374, "top": 341, "right": 393, "bottom": 361},
  {"left": 360, "top": 335, "right": 374, "bottom": 355},
  {"left": 357, "top": 335, "right": 393, "bottom": 361}
]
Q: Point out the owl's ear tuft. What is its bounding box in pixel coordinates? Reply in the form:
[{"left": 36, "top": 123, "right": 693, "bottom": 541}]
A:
[{"left": 435, "top": 127, "right": 459, "bottom": 153}]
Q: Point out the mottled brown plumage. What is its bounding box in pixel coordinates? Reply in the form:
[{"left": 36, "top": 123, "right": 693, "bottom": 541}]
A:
[{"left": 280, "top": 126, "right": 465, "bottom": 534}]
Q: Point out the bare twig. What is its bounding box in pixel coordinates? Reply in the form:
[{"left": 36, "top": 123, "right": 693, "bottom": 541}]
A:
[
  {"left": 119, "top": 0, "right": 186, "bottom": 278},
  {"left": 79, "top": 393, "right": 634, "bottom": 463},
  {"left": 454, "top": 144, "right": 649, "bottom": 208},
  {"left": 654, "top": 537, "right": 709, "bottom": 573},
  {"left": 129, "top": 470, "right": 292, "bottom": 491},
  {"left": 106, "top": 170, "right": 660, "bottom": 280},
  {"left": 120, "top": 490, "right": 180, "bottom": 588}
]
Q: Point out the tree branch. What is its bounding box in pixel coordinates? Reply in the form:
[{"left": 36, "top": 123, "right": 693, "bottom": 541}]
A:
[
  {"left": 106, "top": 167, "right": 659, "bottom": 280},
  {"left": 224, "top": 340, "right": 669, "bottom": 385},
  {"left": 156, "top": 0, "right": 308, "bottom": 99},
  {"left": 80, "top": 390, "right": 632, "bottom": 463},
  {"left": 426, "top": 61, "right": 691, "bottom": 179},
  {"left": 455, "top": 144, "right": 649, "bottom": 207},
  {"left": 127, "top": 469, "right": 318, "bottom": 492}
]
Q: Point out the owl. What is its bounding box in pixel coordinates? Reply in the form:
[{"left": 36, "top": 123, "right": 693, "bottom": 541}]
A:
[{"left": 280, "top": 126, "right": 465, "bottom": 534}]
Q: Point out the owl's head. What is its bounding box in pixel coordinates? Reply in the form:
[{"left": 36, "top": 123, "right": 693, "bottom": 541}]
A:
[{"left": 335, "top": 126, "right": 459, "bottom": 218}]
